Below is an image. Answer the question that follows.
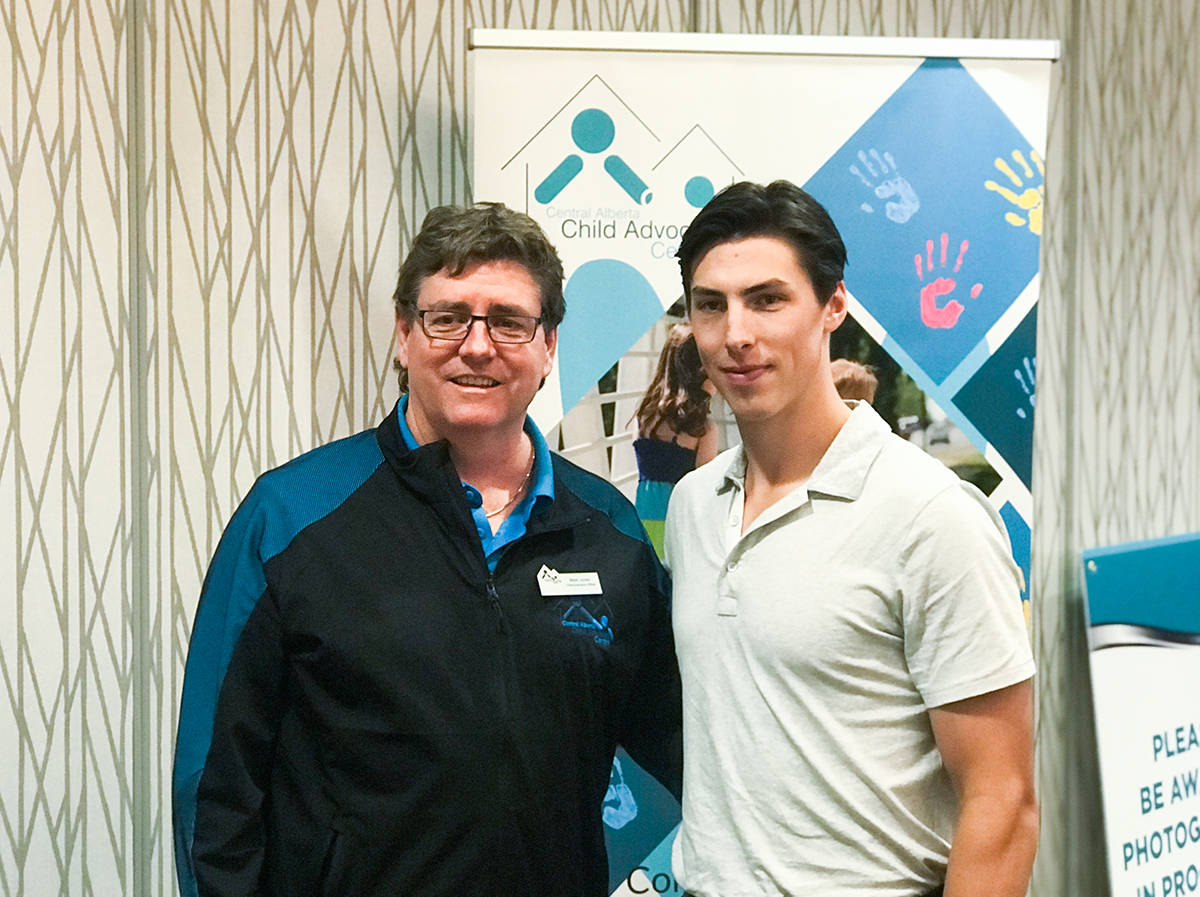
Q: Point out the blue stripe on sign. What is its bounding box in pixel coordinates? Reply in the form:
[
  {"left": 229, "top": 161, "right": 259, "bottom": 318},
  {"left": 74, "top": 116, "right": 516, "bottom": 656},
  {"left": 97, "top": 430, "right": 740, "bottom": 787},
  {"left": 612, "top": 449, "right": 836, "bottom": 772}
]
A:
[{"left": 1083, "top": 532, "right": 1200, "bottom": 636}]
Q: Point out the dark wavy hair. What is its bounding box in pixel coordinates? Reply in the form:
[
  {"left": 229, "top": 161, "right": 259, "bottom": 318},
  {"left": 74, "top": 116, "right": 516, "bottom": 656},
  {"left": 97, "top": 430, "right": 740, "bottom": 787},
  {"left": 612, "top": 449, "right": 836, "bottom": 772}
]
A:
[
  {"left": 391, "top": 203, "right": 564, "bottom": 389},
  {"left": 676, "top": 180, "right": 847, "bottom": 305},
  {"left": 633, "top": 323, "right": 712, "bottom": 439}
]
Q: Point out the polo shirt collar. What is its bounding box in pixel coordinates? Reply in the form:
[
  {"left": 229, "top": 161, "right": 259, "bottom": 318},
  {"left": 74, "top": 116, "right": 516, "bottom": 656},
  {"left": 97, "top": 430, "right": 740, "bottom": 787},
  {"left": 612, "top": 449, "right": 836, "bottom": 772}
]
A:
[
  {"left": 806, "top": 400, "right": 890, "bottom": 500},
  {"left": 716, "top": 400, "right": 889, "bottom": 502}
]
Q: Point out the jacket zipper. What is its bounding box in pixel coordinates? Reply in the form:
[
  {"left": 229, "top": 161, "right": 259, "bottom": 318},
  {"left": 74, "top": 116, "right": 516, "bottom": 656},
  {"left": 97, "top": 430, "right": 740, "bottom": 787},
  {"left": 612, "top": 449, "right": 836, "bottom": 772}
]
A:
[
  {"left": 485, "top": 573, "right": 507, "bottom": 634},
  {"left": 483, "top": 572, "right": 511, "bottom": 722}
]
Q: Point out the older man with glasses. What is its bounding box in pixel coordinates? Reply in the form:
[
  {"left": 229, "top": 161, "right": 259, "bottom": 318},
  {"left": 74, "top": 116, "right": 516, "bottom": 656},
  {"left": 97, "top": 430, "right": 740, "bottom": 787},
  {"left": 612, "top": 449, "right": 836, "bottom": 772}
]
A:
[{"left": 173, "top": 203, "right": 682, "bottom": 897}]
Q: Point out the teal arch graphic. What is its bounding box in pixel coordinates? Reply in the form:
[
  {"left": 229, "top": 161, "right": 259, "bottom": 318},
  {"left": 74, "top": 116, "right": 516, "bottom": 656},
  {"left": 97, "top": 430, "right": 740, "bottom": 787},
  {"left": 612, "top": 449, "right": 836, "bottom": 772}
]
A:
[{"left": 559, "top": 259, "right": 663, "bottom": 414}]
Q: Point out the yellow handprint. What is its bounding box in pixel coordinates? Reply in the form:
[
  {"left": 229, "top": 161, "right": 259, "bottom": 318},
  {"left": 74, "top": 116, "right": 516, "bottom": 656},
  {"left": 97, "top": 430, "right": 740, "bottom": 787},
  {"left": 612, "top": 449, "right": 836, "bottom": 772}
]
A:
[{"left": 985, "top": 150, "right": 1044, "bottom": 236}]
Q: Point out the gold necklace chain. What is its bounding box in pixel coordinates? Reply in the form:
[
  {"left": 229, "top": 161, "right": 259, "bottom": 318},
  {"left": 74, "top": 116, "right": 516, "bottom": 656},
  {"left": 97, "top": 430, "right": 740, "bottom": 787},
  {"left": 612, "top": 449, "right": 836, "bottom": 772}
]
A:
[{"left": 484, "top": 444, "right": 536, "bottom": 519}]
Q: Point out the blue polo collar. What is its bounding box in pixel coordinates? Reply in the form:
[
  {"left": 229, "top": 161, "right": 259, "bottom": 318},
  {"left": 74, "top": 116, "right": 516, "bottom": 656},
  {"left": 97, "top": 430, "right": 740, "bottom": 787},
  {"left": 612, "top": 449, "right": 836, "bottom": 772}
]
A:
[{"left": 396, "top": 394, "right": 555, "bottom": 513}]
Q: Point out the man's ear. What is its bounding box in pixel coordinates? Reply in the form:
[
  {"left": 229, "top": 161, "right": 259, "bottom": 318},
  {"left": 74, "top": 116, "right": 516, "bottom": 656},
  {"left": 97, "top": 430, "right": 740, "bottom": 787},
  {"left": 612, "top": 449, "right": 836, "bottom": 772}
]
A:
[
  {"left": 395, "top": 315, "right": 412, "bottom": 369},
  {"left": 541, "top": 327, "right": 558, "bottom": 379},
  {"left": 536, "top": 327, "right": 557, "bottom": 391},
  {"left": 824, "top": 282, "right": 849, "bottom": 333}
]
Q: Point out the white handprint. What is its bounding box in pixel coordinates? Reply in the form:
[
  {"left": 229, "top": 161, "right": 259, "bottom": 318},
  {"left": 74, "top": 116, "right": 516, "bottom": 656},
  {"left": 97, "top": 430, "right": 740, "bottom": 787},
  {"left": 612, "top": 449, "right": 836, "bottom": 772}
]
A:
[
  {"left": 602, "top": 756, "right": 639, "bottom": 829},
  {"left": 850, "top": 148, "right": 920, "bottom": 224}
]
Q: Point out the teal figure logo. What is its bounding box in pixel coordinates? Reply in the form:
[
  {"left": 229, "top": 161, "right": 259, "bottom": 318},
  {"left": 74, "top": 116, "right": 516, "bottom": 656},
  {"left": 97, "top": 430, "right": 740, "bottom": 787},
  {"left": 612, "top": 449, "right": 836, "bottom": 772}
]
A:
[{"left": 535, "top": 108, "right": 653, "bottom": 205}]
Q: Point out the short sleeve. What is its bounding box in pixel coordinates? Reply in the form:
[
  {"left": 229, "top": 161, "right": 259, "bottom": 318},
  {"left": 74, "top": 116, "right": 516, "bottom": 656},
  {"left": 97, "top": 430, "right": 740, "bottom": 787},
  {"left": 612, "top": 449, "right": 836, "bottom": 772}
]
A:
[{"left": 900, "top": 481, "right": 1035, "bottom": 708}]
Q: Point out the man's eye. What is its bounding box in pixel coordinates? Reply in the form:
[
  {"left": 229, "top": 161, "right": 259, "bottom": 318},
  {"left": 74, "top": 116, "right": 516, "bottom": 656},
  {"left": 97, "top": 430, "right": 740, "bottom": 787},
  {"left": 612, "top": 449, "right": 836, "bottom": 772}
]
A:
[
  {"left": 428, "top": 311, "right": 465, "bottom": 327},
  {"left": 750, "top": 293, "right": 784, "bottom": 308},
  {"left": 489, "top": 315, "right": 525, "bottom": 331},
  {"left": 693, "top": 298, "right": 723, "bottom": 314}
]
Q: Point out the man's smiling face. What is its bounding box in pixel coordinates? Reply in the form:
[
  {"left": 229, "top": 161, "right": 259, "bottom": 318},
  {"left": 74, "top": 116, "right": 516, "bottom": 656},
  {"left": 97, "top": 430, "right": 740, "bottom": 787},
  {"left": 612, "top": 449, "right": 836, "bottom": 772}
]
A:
[
  {"left": 688, "top": 235, "right": 845, "bottom": 427},
  {"left": 397, "top": 259, "right": 557, "bottom": 445}
]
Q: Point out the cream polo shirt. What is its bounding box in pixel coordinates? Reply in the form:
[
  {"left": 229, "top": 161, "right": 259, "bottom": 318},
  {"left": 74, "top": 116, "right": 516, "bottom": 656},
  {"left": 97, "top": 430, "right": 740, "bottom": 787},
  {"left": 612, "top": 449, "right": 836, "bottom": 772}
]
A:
[{"left": 664, "top": 401, "right": 1035, "bottom": 897}]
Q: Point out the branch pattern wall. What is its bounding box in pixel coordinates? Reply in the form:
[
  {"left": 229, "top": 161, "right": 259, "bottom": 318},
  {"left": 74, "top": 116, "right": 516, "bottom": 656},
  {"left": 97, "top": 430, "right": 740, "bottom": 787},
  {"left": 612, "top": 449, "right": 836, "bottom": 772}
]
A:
[{"left": 3, "top": 2, "right": 1197, "bottom": 896}]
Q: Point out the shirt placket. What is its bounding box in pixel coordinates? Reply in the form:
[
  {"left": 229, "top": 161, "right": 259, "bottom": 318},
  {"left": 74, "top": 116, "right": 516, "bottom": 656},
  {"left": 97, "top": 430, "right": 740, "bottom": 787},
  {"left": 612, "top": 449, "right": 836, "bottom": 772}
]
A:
[
  {"left": 715, "top": 484, "right": 813, "bottom": 618},
  {"left": 716, "top": 485, "right": 744, "bottom": 617}
]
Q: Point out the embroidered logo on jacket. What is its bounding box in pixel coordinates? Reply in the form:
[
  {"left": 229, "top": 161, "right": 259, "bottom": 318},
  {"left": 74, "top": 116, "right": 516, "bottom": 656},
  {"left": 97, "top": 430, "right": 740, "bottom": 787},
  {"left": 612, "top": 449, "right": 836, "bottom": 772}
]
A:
[{"left": 558, "top": 598, "right": 614, "bottom": 647}]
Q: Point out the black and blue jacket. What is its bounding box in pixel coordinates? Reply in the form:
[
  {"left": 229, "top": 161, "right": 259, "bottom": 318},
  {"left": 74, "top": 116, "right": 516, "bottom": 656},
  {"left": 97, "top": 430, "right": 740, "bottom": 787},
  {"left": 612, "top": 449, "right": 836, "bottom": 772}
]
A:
[{"left": 172, "top": 403, "right": 681, "bottom": 897}]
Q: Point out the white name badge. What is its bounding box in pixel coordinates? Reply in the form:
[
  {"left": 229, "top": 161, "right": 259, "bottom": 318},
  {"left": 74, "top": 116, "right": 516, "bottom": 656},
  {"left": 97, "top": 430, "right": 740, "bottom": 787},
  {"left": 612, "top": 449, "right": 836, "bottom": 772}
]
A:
[{"left": 537, "top": 565, "right": 603, "bottom": 597}]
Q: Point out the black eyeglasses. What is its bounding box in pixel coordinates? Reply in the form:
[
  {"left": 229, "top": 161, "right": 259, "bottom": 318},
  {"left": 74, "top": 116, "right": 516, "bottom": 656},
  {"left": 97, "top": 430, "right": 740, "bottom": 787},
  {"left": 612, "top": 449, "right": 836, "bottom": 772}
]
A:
[{"left": 415, "top": 309, "right": 543, "bottom": 344}]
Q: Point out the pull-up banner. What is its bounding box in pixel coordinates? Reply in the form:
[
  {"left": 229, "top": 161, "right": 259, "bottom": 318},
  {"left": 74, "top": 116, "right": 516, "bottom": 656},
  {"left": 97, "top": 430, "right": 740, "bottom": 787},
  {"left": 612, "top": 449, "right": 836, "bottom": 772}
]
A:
[
  {"left": 1084, "top": 533, "right": 1200, "bottom": 897},
  {"left": 470, "top": 30, "right": 1057, "bottom": 895}
]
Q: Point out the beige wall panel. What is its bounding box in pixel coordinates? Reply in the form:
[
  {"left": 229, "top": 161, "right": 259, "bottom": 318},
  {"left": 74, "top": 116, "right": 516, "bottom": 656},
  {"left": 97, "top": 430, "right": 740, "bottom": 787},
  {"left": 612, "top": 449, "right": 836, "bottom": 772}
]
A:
[
  {"left": 699, "top": 0, "right": 1058, "bottom": 36},
  {"left": 466, "top": 0, "right": 689, "bottom": 32},
  {"left": 301, "top": 1, "right": 405, "bottom": 439},
  {"left": 1070, "top": 0, "right": 1200, "bottom": 543},
  {"left": 151, "top": 1, "right": 321, "bottom": 893},
  {"left": 0, "top": 2, "right": 134, "bottom": 895},
  {"left": 1038, "top": 1, "right": 1200, "bottom": 894}
]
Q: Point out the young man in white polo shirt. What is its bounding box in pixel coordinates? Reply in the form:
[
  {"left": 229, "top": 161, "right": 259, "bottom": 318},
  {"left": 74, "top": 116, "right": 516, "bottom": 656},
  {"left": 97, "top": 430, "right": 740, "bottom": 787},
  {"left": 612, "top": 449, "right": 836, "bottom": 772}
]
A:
[{"left": 664, "top": 180, "right": 1037, "bottom": 897}]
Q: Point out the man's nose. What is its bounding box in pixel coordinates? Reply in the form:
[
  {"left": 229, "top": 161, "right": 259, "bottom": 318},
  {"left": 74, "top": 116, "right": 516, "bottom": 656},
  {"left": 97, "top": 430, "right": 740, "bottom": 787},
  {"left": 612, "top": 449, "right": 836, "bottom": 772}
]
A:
[
  {"left": 458, "top": 317, "right": 496, "bottom": 357},
  {"left": 723, "top": 302, "right": 754, "bottom": 352}
]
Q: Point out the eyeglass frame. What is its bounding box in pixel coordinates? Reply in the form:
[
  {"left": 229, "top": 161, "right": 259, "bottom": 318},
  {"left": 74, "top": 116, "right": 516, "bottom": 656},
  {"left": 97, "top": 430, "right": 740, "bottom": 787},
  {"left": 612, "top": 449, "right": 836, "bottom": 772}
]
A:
[{"left": 414, "top": 308, "right": 545, "bottom": 344}]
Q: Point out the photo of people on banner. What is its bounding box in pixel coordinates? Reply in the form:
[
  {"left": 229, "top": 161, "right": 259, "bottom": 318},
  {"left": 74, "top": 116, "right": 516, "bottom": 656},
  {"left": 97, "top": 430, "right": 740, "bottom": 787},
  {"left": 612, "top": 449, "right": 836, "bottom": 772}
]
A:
[{"left": 474, "top": 40, "right": 1047, "bottom": 897}]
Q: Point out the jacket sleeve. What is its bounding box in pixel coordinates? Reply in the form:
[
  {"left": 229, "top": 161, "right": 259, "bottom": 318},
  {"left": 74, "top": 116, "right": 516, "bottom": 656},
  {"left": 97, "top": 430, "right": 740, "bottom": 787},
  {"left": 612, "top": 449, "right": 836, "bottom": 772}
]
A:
[
  {"left": 172, "top": 490, "right": 286, "bottom": 897},
  {"left": 617, "top": 548, "right": 684, "bottom": 800}
]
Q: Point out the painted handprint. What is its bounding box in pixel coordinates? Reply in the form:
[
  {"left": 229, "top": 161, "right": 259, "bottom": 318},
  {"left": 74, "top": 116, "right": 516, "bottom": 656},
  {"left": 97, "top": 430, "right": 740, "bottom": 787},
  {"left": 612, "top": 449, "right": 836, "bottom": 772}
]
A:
[
  {"left": 985, "top": 150, "right": 1044, "bottom": 236},
  {"left": 602, "top": 756, "right": 638, "bottom": 829},
  {"left": 850, "top": 148, "right": 920, "bottom": 224},
  {"left": 914, "top": 233, "right": 982, "bottom": 330},
  {"left": 1013, "top": 355, "right": 1036, "bottom": 419}
]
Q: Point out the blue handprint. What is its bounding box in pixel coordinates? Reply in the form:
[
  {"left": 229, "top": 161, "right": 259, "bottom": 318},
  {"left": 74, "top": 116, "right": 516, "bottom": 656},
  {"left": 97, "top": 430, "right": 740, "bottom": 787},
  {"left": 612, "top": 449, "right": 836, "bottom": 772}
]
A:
[
  {"left": 602, "top": 756, "right": 639, "bottom": 829},
  {"left": 850, "top": 148, "right": 920, "bottom": 224},
  {"left": 1013, "top": 355, "right": 1035, "bottom": 420}
]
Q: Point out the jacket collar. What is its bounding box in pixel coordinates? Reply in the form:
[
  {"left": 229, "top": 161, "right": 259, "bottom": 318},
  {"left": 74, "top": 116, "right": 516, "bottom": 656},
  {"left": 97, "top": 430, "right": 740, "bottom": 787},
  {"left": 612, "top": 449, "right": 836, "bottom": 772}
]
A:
[{"left": 375, "top": 401, "right": 588, "bottom": 532}]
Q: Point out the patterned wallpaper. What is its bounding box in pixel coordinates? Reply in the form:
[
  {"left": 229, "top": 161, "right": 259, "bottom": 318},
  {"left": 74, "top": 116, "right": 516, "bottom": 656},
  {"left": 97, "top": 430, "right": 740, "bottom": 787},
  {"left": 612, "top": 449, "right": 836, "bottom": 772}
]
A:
[
  {"left": 2, "top": 1, "right": 1197, "bottom": 895},
  {"left": 1, "top": 2, "right": 135, "bottom": 894}
]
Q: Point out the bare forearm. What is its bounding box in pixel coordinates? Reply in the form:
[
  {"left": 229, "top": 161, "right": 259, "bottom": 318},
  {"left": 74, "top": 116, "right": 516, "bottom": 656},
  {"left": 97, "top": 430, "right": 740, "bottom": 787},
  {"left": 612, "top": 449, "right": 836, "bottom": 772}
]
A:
[{"left": 944, "top": 791, "right": 1039, "bottom": 897}]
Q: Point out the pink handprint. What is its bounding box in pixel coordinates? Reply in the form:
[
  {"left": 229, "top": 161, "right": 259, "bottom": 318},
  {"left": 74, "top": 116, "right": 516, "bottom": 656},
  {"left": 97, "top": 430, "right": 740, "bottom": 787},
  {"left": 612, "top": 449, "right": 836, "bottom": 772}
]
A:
[{"left": 914, "top": 234, "right": 982, "bottom": 329}]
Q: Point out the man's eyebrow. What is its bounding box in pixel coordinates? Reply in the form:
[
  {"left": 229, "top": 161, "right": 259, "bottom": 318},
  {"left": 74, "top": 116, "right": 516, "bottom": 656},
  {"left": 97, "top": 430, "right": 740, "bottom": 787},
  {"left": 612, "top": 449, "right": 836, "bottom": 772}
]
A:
[
  {"left": 484, "top": 302, "right": 537, "bottom": 316},
  {"left": 741, "top": 278, "right": 788, "bottom": 296},
  {"left": 690, "top": 279, "right": 788, "bottom": 299},
  {"left": 422, "top": 300, "right": 534, "bottom": 315}
]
